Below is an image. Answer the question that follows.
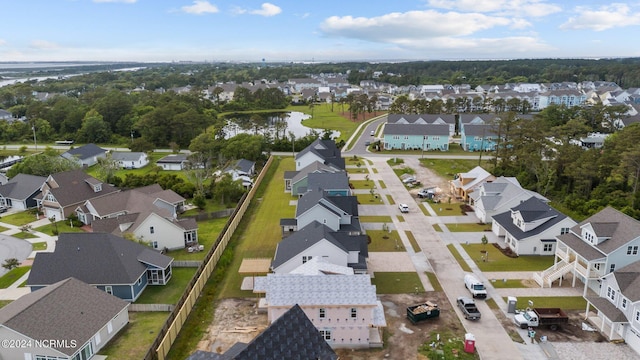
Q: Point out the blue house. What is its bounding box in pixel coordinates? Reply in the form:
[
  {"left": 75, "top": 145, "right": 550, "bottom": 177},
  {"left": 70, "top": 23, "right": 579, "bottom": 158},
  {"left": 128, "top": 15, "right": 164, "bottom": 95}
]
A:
[
  {"left": 383, "top": 123, "right": 450, "bottom": 151},
  {"left": 460, "top": 124, "right": 499, "bottom": 152},
  {"left": 27, "top": 232, "right": 173, "bottom": 302},
  {"left": 386, "top": 113, "right": 456, "bottom": 137}
]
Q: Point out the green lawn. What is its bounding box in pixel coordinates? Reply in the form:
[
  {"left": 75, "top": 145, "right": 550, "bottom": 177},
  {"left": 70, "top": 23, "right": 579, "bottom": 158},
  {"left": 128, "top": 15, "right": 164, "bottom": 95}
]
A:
[
  {"left": 10, "top": 231, "right": 39, "bottom": 240},
  {"left": 359, "top": 216, "right": 393, "bottom": 223},
  {"left": 181, "top": 202, "right": 231, "bottom": 216},
  {"left": 386, "top": 194, "right": 395, "bottom": 205},
  {"left": 0, "top": 266, "right": 31, "bottom": 289},
  {"left": 419, "top": 158, "right": 492, "bottom": 180},
  {"left": 345, "top": 155, "right": 364, "bottom": 165},
  {"left": 34, "top": 221, "right": 84, "bottom": 236},
  {"left": 0, "top": 225, "right": 8, "bottom": 232},
  {"left": 371, "top": 272, "right": 425, "bottom": 294},
  {"left": 166, "top": 217, "right": 229, "bottom": 261},
  {"left": 397, "top": 215, "right": 405, "bottom": 222},
  {"left": 350, "top": 180, "right": 376, "bottom": 189},
  {"left": 425, "top": 272, "right": 443, "bottom": 292},
  {"left": 446, "top": 244, "right": 472, "bottom": 272},
  {"left": 444, "top": 223, "right": 492, "bottom": 232},
  {"left": 428, "top": 203, "right": 467, "bottom": 216},
  {"left": 490, "top": 279, "right": 529, "bottom": 288},
  {"left": 31, "top": 241, "right": 47, "bottom": 251},
  {"left": 387, "top": 158, "right": 404, "bottom": 166},
  {"left": 432, "top": 224, "right": 443, "bottom": 232},
  {"left": 405, "top": 231, "right": 421, "bottom": 252},
  {"left": 461, "top": 244, "right": 555, "bottom": 271},
  {"left": 287, "top": 104, "right": 365, "bottom": 143},
  {"left": 372, "top": 168, "right": 378, "bottom": 174},
  {"left": 367, "top": 230, "right": 404, "bottom": 252},
  {"left": 217, "top": 157, "right": 296, "bottom": 299},
  {"left": 0, "top": 300, "right": 12, "bottom": 309},
  {"left": 378, "top": 180, "right": 386, "bottom": 188},
  {"left": 420, "top": 203, "right": 431, "bottom": 216},
  {"left": 98, "top": 312, "right": 169, "bottom": 360},
  {"left": 356, "top": 193, "right": 384, "bottom": 204},
  {"left": 504, "top": 296, "right": 588, "bottom": 310},
  {"left": 346, "top": 167, "right": 369, "bottom": 174},
  {"left": 0, "top": 211, "right": 39, "bottom": 226},
  {"left": 135, "top": 268, "right": 198, "bottom": 304}
]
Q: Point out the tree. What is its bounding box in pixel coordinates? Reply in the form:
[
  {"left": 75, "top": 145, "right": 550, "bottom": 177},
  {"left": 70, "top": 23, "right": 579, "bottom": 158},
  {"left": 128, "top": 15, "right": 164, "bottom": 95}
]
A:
[
  {"left": 96, "top": 153, "right": 120, "bottom": 184},
  {"left": 77, "top": 109, "right": 112, "bottom": 143},
  {"left": 2, "top": 258, "right": 20, "bottom": 270},
  {"left": 213, "top": 173, "right": 246, "bottom": 205},
  {"left": 7, "top": 150, "right": 80, "bottom": 177}
]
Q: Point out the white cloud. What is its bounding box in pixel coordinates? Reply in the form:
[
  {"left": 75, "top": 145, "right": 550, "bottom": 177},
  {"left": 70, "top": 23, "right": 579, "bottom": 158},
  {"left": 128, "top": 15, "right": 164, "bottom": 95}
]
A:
[
  {"left": 560, "top": 4, "right": 640, "bottom": 31},
  {"left": 426, "top": 0, "right": 561, "bottom": 17},
  {"left": 93, "top": 0, "right": 137, "bottom": 3},
  {"left": 181, "top": 1, "right": 219, "bottom": 15},
  {"left": 0, "top": 39, "right": 6, "bottom": 46},
  {"left": 320, "top": 10, "right": 512, "bottom": 42},
  {"left": 250, "top": 3, "right": 282, "bottom": 17},
  {"left": 29, "top": 40, "right": 59, "bottom": 49}
]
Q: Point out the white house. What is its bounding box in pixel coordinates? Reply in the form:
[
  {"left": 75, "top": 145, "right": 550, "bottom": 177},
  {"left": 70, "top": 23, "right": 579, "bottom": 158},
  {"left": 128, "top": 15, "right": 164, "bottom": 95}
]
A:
[
  {"left": 470, "top": 176, "right": 548, "bottom": 224},
  {"left": 585, "top": 261, "right": 640, "bottom": 355},
  {"left": 156, "top": 154, "right": 189, "bottom": 171},
  {"left": 61, "top": 143, "right": 107, "bottom": 167},
  {"left": 111, "top": 151, "right": 149, "bottom": 169},
  {"left": 491, "top": 197, "right": 576, "bottom": 256},
  {"left": 253, "top": 273, "right": 386, "bottom": 349},
  {"left": 534, "top": 207, "right": 640, "bottom": 292},
  {"left": 0, "top": 277, "right": 129, "bottom": 360},
  {"left": 295, "top": 139, "right": 345, "bottom": 171},
  {"left": 0, "top": 174, "right": 45, "bottom": 211},
  {"left": 449, "top": 166, "right": 495, "bottom": 201}
]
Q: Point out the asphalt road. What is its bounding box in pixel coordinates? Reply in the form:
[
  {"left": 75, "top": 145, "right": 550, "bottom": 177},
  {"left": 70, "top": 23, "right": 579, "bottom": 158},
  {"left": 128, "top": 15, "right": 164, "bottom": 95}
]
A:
[{"left": 0, "top": 235, "right": 32, "bottom": 276}]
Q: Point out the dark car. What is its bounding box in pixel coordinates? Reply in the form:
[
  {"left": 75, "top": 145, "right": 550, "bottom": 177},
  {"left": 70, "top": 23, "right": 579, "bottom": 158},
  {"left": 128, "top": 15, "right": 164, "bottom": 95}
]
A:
[{"left": 457, "top": 296, "right": 481, "bottom": 320}]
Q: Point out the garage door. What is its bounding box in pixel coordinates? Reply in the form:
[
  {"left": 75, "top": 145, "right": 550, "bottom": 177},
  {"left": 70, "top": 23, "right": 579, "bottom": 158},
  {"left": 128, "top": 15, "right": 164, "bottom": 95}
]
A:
[
  {"left": 626, "top": 327, "right": 640, "bottom": 354},
  {"left": 44, "top": 207, "right": 62, "bottom": 221}
]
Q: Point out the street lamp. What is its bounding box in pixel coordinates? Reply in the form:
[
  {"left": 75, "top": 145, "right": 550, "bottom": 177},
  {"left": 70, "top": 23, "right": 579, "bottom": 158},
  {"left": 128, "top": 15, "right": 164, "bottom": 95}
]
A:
[{"left": 32, "top": 123, "right": 38, "bottom": 151}]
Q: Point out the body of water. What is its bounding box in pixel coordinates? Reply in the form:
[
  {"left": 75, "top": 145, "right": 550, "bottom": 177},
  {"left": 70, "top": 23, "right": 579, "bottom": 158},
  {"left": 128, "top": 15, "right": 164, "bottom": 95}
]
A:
[{"left": 223, "top": 111, "right": 340, "bottom": 139}]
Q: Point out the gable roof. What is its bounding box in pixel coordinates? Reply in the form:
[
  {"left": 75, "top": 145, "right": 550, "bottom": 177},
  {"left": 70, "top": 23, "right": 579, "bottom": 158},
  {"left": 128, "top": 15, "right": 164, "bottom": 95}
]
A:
[
  {"left": 306, "top": 172, "right": 349, "bottom": 191},
  {"left": 492, "top": 197, "right": 570, "bottom": 240},
  {"left": 295, "top": 188, "right": 358, "bottom": 218},
  {"left": 186, "top": 304, "right": 338, "bottom": 360},
  {"left": 157, "top": 154, "right": 188, "bottom": 163},
  {"left": 577, "top": 207, "right": 640, "bottom": 254},
  {"left": 225, "top": 159, "right": 255, "bottom": 174},
  {"left": 289, "top": 161, "right": 344, "bottom": 183},
  {"left": 111, "top": 151, "right": 146, "bottom": 162},
  {"left": 386, "top": 113, "right": 456, "bottom": 124},
  {"left": 272, "top": 221, "right": 367, "bottom": 269},
  {"left": 0, "top": 173, "right": 46, "bottom": 200},
  {"left": 62, "top": 143, "right": 106, "bottom": 160},
  {"left": 27, "top": 232, "right": 172, "bottom": 287},
  {"left": 611, "top": 261, "right": 640, "bottom": 301},
  {"left": 383, "top": 123, "right": 450, "bottom": 136},
  {"left": 295, "top": 139, "right": 345, "bottom": 170},
  {"left": 36, "top": 169, "right": 119, "bottom": 208},
  {"left": 84, "top": 184, "right": 184, "bottom": 218},
  {"left": 0, "top": 277, "right": 128, "bottom": 356}
]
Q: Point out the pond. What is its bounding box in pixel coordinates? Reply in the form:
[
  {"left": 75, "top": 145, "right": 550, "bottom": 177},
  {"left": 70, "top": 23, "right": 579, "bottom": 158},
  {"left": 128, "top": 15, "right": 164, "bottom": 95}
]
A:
[{"left": 223, "top": 111, "right": 339, "bottom": 139}]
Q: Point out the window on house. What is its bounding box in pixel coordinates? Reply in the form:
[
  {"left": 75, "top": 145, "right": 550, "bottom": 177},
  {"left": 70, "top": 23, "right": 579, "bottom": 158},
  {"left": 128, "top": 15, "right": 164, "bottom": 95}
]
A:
[
  {"left": 93, "top": 184, "right": 102, "bottom": 192},
  {"left": 302, "top": 256, "right": 312, "bottom": 264},
  {"left": 319, "top": 308, "right": 326, "bottom": 318},
  {"left": 543, "top": 244, "right": 553, "bottom": 252},
  {"left": 622, "top": 298, "right": 628, "bottom": 309},
  {"left": 151, "top": 241, "right": 158, "bottom": 249},
  {"left": 607, "top": 287, "right": 616, "bottom": 301},
  {"left": 138, "top": 277, "right": 143, "bottom": 285},
  {"left": 636, "top": 311, "right": 640, "bottom": 322},
  {"left": 150, "top": 226, "right": 155, "bottom": 234},
  {"left": 319, "top": 329, "right": 332, "bottom": 341},
  {"left": 350, "top": 308, "right": 357, "bottom": 318},
  {"left": 594, "top": 263, "right": 602, "bottom": 271},
  {"left": 627, "top": 246, "right": 639, "bottom": 255},
  {"left": 105, "top": 286, "right": 113, "bottom": 295},
  {"left": 45, "top": 193, "right": 56, "bottom": 202},
  {"left": 561, "top": 228, "right": 569, "bottom": 235},
  {"left": 610, "top": 264, "right": 616, "bottom": 273}
]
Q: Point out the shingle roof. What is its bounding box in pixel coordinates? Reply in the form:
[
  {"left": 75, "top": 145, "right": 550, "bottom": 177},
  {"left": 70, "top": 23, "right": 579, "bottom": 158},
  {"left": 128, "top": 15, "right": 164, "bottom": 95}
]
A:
[
  {"left": 491, "top": 197, "right": 570, "bottom": 241},
  {"left": 0, "top": 277, "right": 128, "bottom": 356},
  {"left": 157, "top": 154, "right": 188, "bottom": 163},
  {"left": 27, "top": 233, "right": 172, "bottom": 286},
  {"left": 62, "top": 143, "right": 106, "bottom": 160},
  {"left": 612, "top": 261, "right": 640, "bottom": 301},
  {"left": 307, "top": 172, "right": 349, "bottom": 191},
  {"left": 295, "top": 139, "right": 345, "bottom": 169},
  {"left": 37, "top": 169, "right": 119, "bottom": 208},
  {"left": 0, "top": 173, "right": 45, "bottom": 200},
  {"left": 186, "top": 304, "right": 338, "bottom": 360},
  {"left": 386, "top": 113, "right": 456, "bottom": 124},
  {"left": 571, "top": 207, "right": 640, "bottom": 254},
  {"left": 585, "top": 296, "right": 627, "bottom": 323},
  {"left": 290, "top": 161, "right": 343, "bottom": 184},
  {"left": 111, "top": 151, "right": 146, "bottom": 162},
  {"left": 383, "top": 123, "right": 450, "bottom": 136}
]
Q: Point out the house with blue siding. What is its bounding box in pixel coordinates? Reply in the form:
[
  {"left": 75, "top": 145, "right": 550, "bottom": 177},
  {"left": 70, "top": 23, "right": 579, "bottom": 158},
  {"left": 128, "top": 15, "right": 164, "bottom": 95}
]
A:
[
  {"left": 383, "top": 123, "right": 450, "bottom": 151},
  {"left": 27, "top": 232, "right": 173, "bottom": 302},
  {"left": 386, "top": 113, "right": 456, "bottom": 136},
  {"left": 459, "top": 124, "right": 499, "bottom": 152}
]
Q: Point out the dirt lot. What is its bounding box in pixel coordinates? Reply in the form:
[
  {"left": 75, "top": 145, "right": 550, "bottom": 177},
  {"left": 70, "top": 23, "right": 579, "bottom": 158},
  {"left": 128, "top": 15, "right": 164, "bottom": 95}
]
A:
[{"left": 197, "top": 295, "right": 606, "bottom": 359}]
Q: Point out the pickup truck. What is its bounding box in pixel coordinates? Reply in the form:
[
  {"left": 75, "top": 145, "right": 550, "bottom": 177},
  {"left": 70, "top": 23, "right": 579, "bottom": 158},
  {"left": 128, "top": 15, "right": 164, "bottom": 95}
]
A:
[
  {"left": 464, "top": 274, "right": 488, "bottom": 299},
  {"left": 514, "top": 307, "right": 569, "bottom": 330},
  {"left": 406, "top": 301, "right": 440, "bottom": 324},
  {"left": 457, "top": 296, "right": 481, "bottom": 320}
]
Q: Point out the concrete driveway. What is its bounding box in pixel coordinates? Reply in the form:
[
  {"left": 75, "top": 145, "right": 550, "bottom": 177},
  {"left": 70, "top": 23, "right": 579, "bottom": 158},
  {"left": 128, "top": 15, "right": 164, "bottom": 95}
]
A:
[{"left": 0, "top": 234, "right": 33, "bottom": 276}]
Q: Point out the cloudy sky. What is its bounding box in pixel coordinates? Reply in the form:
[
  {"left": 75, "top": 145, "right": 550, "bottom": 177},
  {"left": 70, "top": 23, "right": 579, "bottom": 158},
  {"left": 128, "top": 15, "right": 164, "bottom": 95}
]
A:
[{"left": 2, "top": 0, "right": 640, "bottom": 62}]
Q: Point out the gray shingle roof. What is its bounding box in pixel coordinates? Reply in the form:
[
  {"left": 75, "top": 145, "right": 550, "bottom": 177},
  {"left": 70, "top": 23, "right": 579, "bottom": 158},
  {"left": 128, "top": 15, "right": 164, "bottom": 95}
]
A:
[
  {"left": 157, "top": 154, "right": 188, "bottom": 163},
  {"left": 492, "top": 197, "right": 568, "bottom": 241},
  {"left": 571, "top": 206, "right": 640, "bottom": 254},
  {"left": 62, "top": 143, "right": 106, "bottom": 160},
  {"left": 36, "top": 169, "right": 119, "bottom": 208},
  {"left": 295, "top": 139, "right": 345, "bottom": 170},
  {"left": 307, "top": 172, "right": 349, "bottom": 191},
  {"left": 0, "top": 173, "right": 45, "bottom": 200},
  {"left": 27, "top": 233, "right": 172, "bottom": 287},
  {"left": 585, "top": 296, "right": 627, "bottom": 323},
  {"left": 111, "top": 151, "right": 146, "bottom": 162},
  {"left": 0, "top": 277, "right": 128, "bottom": 356},
  {"left": 384, "top": 123, "right": 450, "bottom": 136},
  {"left": 612, "top": 261, "right": 640, "bottom": 301},
  {"left": 386, "top": 113, "right": 456, "bottom": 124}
]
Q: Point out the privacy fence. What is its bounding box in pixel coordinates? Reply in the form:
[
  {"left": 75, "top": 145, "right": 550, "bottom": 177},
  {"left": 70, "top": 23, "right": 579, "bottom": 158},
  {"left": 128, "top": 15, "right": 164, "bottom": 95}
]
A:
[{"left": 142, "top": 155, "right": 275, "bottom": 360}]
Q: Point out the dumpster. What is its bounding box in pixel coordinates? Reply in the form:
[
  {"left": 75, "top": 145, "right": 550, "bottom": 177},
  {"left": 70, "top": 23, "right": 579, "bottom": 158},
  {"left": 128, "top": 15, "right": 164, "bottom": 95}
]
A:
[
  {"left": 464, "top": 333, "right": 475, "bottom": 353},
  {"left": 508, "top": 296, "right": 518, "bottom": 313}
]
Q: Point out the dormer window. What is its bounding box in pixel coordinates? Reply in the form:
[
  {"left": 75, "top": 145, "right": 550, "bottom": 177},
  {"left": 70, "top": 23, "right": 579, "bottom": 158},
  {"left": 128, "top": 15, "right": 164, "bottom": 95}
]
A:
[
  {"left": 93, "top": 184, "right": 102, "bottom": 192},
  {"left": 45, "top": 193, "right": 56, "bottom": 202}
]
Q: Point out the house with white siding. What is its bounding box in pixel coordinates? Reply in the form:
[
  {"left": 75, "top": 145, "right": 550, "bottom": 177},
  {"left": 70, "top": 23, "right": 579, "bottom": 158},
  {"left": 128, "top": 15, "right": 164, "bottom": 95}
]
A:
[
  {"left": 295, "top": 139, "right": 345, "bottom": 171},
  {"left": 470, "top": 176, "right": 548, "bottom": 224},
  {"left": 0, "top": 174, "right": 45, "bottom": 211},
  {"left": 111, "top": 151, "right": 149, "bottom": 169},
  {"left": 61, "top": 143, "right": 107, "bottom": 167}
]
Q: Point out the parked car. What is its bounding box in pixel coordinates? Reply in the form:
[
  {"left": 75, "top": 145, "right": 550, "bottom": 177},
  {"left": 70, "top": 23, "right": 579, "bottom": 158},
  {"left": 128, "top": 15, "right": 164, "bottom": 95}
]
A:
[
  {"left": 364, "top": 141, "right": 371, "bottom": 146},
  {"left": 464, "top": 273, "right": 488, "bottom": 299},
  {"left": 417, "top": 188, "right": 435, "bottom": 199},
  {"left": 399, "top": 203, "right": 409, "bottom": 213},
  {"left": 514, "top": 308, "right": 569, "bottom": 330},
  {"left": 457, "top": 296, "right": 481, "bottom": 320},
  {"left": 370, "top": 130, "right": 375, "bottom": 136},
  {"left": 0, "top": 206, "right": 7, "bottom": 214}
]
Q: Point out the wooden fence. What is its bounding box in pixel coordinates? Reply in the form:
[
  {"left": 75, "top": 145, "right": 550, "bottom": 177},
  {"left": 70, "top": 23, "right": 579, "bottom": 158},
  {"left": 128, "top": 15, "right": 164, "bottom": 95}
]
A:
[
  {"left": 142, "top": 155, "right": 274, "bottom": 360},
  {"left": 172, "top": 260, "right": 202, "bottom": 268},
  {"left": 129, "top": 304, "right": 175, "bottom": 312}
]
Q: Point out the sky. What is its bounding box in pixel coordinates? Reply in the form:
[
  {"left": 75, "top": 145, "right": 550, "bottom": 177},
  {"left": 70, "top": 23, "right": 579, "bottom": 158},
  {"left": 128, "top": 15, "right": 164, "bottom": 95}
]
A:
[{"left": 2, "top": 0, "right": 640, "bottom": 63}]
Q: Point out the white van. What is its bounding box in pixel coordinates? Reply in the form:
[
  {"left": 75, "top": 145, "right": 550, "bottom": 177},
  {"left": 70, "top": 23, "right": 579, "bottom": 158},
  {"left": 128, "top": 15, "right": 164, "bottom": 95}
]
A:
[{"left": 464, "top": 274, "right": 487, "bottom": 299}]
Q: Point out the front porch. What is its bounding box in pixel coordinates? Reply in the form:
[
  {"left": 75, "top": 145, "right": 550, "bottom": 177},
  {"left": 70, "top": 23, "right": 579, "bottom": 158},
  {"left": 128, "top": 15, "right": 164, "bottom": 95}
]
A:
[
  {"left": 585, "top": 296, "right": 627, "bottom": 342},
  {"left": 534, "top": 244, "right": 605, "bottom": 288}
]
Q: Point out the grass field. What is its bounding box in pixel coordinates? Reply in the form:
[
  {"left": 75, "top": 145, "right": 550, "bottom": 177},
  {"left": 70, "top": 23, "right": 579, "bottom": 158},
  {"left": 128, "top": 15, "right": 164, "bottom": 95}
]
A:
[
  {"left": 350, "top": 179, "right": 376, "bottom": 189},
  {"left": 34, "top": 220, "right": 84, "bottom": 236},
  {"left": 166, "top": 217, "right": 229, "bottom": 261},
  {"left": 287, "top": 104, "right": 369, "bottom": 143},
  {"left": 405, "top": 231, "right": 421, "bottom": 252},
  {"left": 505, "top": 296, "right": 588, "bottom": 310},
  {"left": 98, "top": 312, "right": 169, "bottom": 360},
  {"left": 359, "top": 216, "right": 393, "bottom": 223},
  {"left": 135, "top": 268, "right": 198, "bottom": 304},
  {"left": 367, "top": 230, "right": 404, "bottom": 252},
  {"left": 444, "top": 223, "right": 492, "bottom": 232},
  {"left": 0, "top": 266, "right": 31, "bottom": 289},
  {"left": 10, "top": 231, "right": 39, "bottom": 239},
  {"left": 447, "top": 244, "right": 472, "bottom": 272},
  {"left": 0, "top": 211, "right": 38, "bottom": 226},
  {"left": 425, "top": 272, "right": 443, "bottom": 292},
  {"left": 461, "top": 244, "right": 554, "bottom": 271},
  {"left": 490, "top": 279, "right": 529, "bottom": 288},
  {"left": 420, "top": 158, "right": 493, "bottom": 179},
  {"left": 371, "top": 272, "right": 425, "bottom": 294},
  {"left": 356, "top": 193, "right": 385, "bottom": 204}
]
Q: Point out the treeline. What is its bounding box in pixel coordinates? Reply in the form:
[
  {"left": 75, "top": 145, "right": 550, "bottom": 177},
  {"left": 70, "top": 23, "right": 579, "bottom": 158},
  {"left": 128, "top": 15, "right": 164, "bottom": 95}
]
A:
[{"left": 481, "top": 106, "right": 640, "bottom": 220}]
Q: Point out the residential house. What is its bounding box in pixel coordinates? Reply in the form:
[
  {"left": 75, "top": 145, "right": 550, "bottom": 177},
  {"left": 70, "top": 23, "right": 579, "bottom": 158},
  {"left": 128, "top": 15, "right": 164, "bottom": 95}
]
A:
[
  {"left": 27, "top": 232, "right": 173, "bottom": 301},
  {"left": 0, "top": 277, "right": 129, "bottom": 360},
  {"left": 272, "top": 221, "right": 368, "bottom": 274},
  {"left": 0, "top": 174, "right": 45, "bottom": 211},
  {"left": 382, "top": 123, "right": 450, "bottom": 151},
  {"left": 469, "top": 176, "right": 548, "bottom": 223},
  {"left": 284, "top": 160, "right": 344, "bottom": 194},
  {"left": 460, "top": 124, "right": 499, "bottom": 152},
  {"left": 0, "top": 173, "right": 7, "bottom": 186},
  {"left": 223, "top": 159, "right": 256, "bottom": 189},
  {"left": 34, "top": 169, "right": 120, "bottom": 221},
  {"left": 0, "top": 109, "right": 12, "bottom": 121},
  {"left": 253, "top": 273, "right": 386, "bottom": 349},
  {"left": 61, "top": 143, "right": 107, "bottom": 167},
  {"left": 449, "top": 166, "right": 495, "bottom": 201},
  {"left": 534, "top": 207, "right": 640, "bottom": 292},
  {"left": 580, "top": 132, "right": 610, "bottom": 149},
  {"left": 111, "top": 151, "right": 149, "bottom": 169},
  {"left": 157, "top": 154, "right": 189, "bottom": 171},
  {"left": 80, "top": 184, "right": 195, "bottom": 251},
  {"left": 281, "top": 188, "right": 361, "bottom": 235},
  {"left": 538, "top": 89, "right": 588, "bottom": 109},
  {"left": 584, "top": 261, "right": 640, "bottom": 355},
  {"left": 491, "top": 197, "right": 576, "bottom": 256},
  {"left": 295, "top": 139, "right": 345, "bottom": 171},
  {"left": 186, "top": 304, "right": 338, "bottom": 360},
  {"left": 386, "top": 114, "right": 456, "bottom": 136}
]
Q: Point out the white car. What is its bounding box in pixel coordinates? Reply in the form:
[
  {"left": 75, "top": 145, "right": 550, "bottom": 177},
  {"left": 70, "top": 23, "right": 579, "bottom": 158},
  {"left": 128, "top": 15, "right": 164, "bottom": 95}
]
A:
[{"left": 399, "top": 203, "right": 409, "bottom": 213}]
